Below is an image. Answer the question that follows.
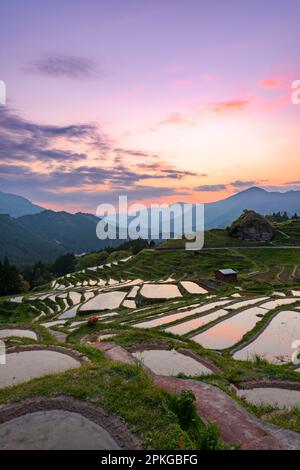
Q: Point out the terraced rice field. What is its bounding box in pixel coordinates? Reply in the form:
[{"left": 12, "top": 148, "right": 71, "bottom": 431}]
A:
[
  {"left": 2, "top": 250, "right": 300, "bottom": 450},
  {"left": 0, "top": 410, "right": 120, "bottom": 450},
  {"left": 233, "top": 310, "right": 300, "bottom": 364},
  {"left": 179, "top": 281, "right": 208, "bottom": 294},
  {"left": 80, "top": 291, "right": 127, "bottom": 311},
  {"left": 0, "top": 349, "right": 81, "bottom": 388},
  {"left": 191, "top": 307, "right": 268, "bottom": 349},
  {"left": 133, "top": 349, "right": 213, "bottom": 376},
  {"left": 139, "top": 284, "right": 182, "bottom": 300},
  {"left": 237, "top": 388, "right": 300, "bottom": 409},
  {"left": 0, "top": 329, "right": 38, "bottom": 340}
]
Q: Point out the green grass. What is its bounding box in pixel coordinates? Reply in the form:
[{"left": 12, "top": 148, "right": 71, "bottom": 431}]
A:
[
  {"left": 0, "top": 350, "right": 225, "bottom": 450},
  {"left": 0, "top": 301, "right": 38, "bottom": 324},
  {"left": 2, "top": 243, "right": 300, "bottom": 444}
]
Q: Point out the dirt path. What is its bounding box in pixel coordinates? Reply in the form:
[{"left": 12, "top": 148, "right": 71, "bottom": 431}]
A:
[
  {"left": 97, "top": 342, "right": 300, "bottom": 450},
  {"left": 153, "top": 376, "right": 300, "bottom": 450}
]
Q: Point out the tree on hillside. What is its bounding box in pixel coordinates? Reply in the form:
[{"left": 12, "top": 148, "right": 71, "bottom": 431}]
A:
[
  {"left": 22, "top": 260, "right": 52, "bottom": 289},
  {"left": 0, "top": 257, "right": 22, "bottom": 296},
  {"left": 76, "top": 250, "right": 109, "bottom": 270},
  {"left": 53, "top": 252, "right": 76, "bottom": 276}
]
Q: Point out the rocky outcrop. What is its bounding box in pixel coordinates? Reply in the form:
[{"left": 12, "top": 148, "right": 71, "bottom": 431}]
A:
[{"left": 228, "top": 210, "right": 275, "bottom": 241}]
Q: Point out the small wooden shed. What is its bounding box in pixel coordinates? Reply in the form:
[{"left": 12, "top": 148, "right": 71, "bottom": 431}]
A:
[{"left": 215, "top": 268, "right": 237, "bottom": 282}]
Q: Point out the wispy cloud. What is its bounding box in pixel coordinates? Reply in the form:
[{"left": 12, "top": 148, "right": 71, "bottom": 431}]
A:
[
  {"left": 231, "top": 180, "right": 258, "bottom": 188},
  {"left": 195, "top": 180, "right": 259, "bottom": 192},
  {"left": 26, "top": 53, "right": 99, "bottom": 79},
  {"left": 0, "top": 107, "right": 195, "bottom": 209},
  {"left": 195, "top": 184, "right": 227, "bottom": 192},
  {"left": 0, "top": 106, "right": 108, "bottom": 164},
  {"left": 210, "top": 99, "right": 249, "bottom": 113},
  {"left": 147, "top": 112, "right": 197, "bottom": 132},
  {"left": 258, "top": 76, "right": 289, "bottom": 90}
]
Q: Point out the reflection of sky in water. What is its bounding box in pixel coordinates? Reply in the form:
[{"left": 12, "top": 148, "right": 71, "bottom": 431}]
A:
[
  {"left": 234, "top": 310, "right": 300, "bottom": 364},
  {"left": 140, "top": 284, "right": 182, "bottom": 299},
  {"left": 133, "top": 349, "right": 213, "bottom": 376},
  {"left": 81, "top": 291, "right": 127, "bottom": 311},
  {"left": 166, "top": 308, "right": 229, "bottom": 335},
  {"left": 192, "top": 307, "right": 267, "bottom": 349}
]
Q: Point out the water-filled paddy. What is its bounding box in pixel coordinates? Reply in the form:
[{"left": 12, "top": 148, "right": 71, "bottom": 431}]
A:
[
  {"left": 132, "top": 349, "right": 213, "bottom": 376},
  {"left": 0, "top": 349, "right": 81, "bottom": 388},
  {"left": 123, "top": 300, "right": 136, "bottom": 309},
  {"left": 292, "top": 290, "right": 300, "bottom": 297},
  {"left": 237, "top": 387, "right": 300, "bottom": 409},
  {"left": 134, "top": 309, "right": 202, "bottom": 329},
  {"left": 9, "top": 296, "right": 23, "bottom": 303},
  {"left": 233, "top": 310, "right": 300, "bottom": 364},
  {"left": 0, "top": 410, "right": 120, "bottom": 450},
  {"left": 259, "top": 298, "right": 298, "bottom": 310},
  {"left": 165, "top": 308, "right": 229, "bottom": 335},
  {"left": 80, "top": 291, "right": 127, "bottom": 311},
  {"left": 179, "top": 281, "right": 208, "bottom": 294},
  {"left": 225, "top": 297, "right": 269, "bottom": 311},
  {"left": 97, "top": 333, "right": 117, "bottom": 341},
  {"left": 191, "top": 307, "right": 268, "bottom": 349},
  {"left": 0, "top": 329, "right": 37, "bottom": 340},
  {"left": 135, "top": 299, "right": 232, "bottom": 331},
  {"left": 140, "top": 284, "right": 182, "bottom": 300},
  {"left": 42, "top": 320, "right": 67, "bottom": 328},
  {"left": 68, "top": 292, "right": 82, "bottom": 305},
  {"left": 127, "top": 286, "right": 140, "bottom": 299},
  {"left": 83, "top": 291, "right": 95, "bottom": 302},
  {"left": 58, "top": 306, "right": 78, "bottom": 319}
]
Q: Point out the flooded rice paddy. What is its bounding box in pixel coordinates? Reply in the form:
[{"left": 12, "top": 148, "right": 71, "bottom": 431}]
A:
[
  {"left": 80, "top": 291, "right": 127, "bottom": 311},
  {"left": 0, "top": 410, "right": 120, "bottom": 450},
  {"left": 179, "top": 281, "right": 208, "bottom": 294},
  {"left": 225, "top": 297, "right": 269, "bottom": 311},
  {"left": 191, "top": 307, "right": 268, "bottom": 349},
  {"left": 0, "top": 329, "right": 38, "bottom": 340},
  {"left": 140, "top": 284, "right": 182, "bottom": 299},
  {"left": 132, "top": 349, "right": 213, "bottom": 376},
  {"left": 165, "top": 309, "right": 229, "bottom": 335},
  {"left": 237, "top": 387, "right": 300, "bottom": 409},
  {"left": 0, "top": 350, "right": 81, "bottom": 388},
  {"left": 259, "top": 298, "right": 298, "bottom": 310},
  {"left": 233, "top": 310, "right": 300, "bottom": 364}
]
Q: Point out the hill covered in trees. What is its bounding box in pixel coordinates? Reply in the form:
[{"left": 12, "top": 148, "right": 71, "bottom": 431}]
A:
[{"left": 0, "top": 211, "right": 121, "bottom": 264}]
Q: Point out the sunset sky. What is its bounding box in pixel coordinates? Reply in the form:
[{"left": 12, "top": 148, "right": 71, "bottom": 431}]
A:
[{"left": 1, "top": 0, "right": 300, "bottom": 212}]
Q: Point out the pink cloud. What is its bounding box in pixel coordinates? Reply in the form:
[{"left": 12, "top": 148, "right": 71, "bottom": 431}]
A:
[
  {"left": 201, "top": 73, "right": 218, "bottom": 82},
  {"left": 259, "top": 76, "right": 291, "bottom": 90},
  {"left": 210, "top": 99, "right": 249, "bottom": 113},
  {"left": 172, "top": 78, "right": 192, "bottom": 88}
]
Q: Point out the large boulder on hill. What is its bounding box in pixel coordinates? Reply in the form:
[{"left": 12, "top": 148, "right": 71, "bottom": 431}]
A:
[{"left": 228, "top": 210, "right": 275, "bottom": 241}]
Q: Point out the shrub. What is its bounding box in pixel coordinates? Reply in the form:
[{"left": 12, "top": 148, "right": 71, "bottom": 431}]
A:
[{"left": 87, "top": 315, "right": 98, "bottom": 326}]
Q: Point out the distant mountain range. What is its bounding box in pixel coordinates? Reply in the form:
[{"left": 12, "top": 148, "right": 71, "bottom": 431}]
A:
[
  {"left": 205, "top": 187, "right": 300, "bottom": 229},
  {"left": 0, "top": 191, "right": 44, "bottom": 217},
  {"left": 0, "top": 187, "right": 299, "bottom": 264},
  {"left": 0, "top": 210, "right": 120, "bottom": 265}
]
